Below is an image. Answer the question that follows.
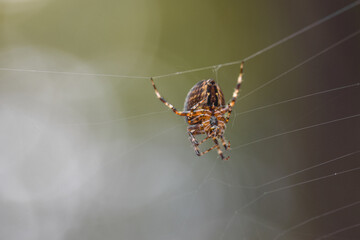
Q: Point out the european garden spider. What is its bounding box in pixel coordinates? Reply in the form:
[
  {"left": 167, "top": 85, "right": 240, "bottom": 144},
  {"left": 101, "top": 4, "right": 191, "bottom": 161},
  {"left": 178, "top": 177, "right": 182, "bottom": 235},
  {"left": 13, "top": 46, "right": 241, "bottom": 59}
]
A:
[{"left": 150, "top": 62, "right": 244, "bottom": 160}]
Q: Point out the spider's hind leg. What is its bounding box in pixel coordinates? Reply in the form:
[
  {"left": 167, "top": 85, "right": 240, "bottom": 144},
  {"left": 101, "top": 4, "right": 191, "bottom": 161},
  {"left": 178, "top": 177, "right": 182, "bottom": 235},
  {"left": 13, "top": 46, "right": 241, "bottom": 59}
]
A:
[
  {"left": 187, "top": 124, "right": 212, "bottom": 156},
  {"left": 187, "top": 124, "right": 204, "bottom": 155},
  {"left": 188, "top": 131, "right": 199, "bottom": 147},
  {"left": 214, "top": 138, "right": 230, "bottom": 160},
  {"left": 220, "top": 136, "right": 231, "bottom": 150}
]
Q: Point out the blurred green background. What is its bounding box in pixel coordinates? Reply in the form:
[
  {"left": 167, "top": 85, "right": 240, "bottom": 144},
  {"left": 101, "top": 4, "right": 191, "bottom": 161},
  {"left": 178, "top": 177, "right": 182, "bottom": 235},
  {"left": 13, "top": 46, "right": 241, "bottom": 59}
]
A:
[{"left": 0, "top": 0, "right": 359, "bottom": 239}]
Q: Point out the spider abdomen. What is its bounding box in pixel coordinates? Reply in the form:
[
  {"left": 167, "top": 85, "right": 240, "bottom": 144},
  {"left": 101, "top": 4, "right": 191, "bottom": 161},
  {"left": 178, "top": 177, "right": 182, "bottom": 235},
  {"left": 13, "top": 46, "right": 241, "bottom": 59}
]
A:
[{"left": 184, "top": 79, "right": 225, "bottom": 111}]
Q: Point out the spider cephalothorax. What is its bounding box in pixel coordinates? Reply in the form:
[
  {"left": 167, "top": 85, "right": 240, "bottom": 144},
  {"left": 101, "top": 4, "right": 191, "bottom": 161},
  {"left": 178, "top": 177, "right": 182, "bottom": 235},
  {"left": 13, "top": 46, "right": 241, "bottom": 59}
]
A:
[{"left": 150, "top": 62, "right": 244, "bottom": 160}]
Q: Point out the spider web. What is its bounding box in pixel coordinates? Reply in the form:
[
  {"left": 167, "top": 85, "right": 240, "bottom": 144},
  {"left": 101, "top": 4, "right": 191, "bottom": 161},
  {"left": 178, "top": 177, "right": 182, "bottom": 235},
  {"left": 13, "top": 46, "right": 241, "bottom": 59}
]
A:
[{"left": 0, "top": 1, "right": 359, "bottom": 240}]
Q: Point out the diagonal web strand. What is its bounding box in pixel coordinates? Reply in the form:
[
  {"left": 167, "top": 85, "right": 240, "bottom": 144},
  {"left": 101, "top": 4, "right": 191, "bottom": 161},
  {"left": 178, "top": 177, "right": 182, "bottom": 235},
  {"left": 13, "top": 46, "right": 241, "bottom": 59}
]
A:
[
  {"left": 153, "top": 1, "right": 360, "bottom": 79},
  {"left": 219, "top": 167, "right": 360, "bottom": 240},
  {"left": 237, "top": 29, "right": 360, "bottom": 102},
  {"left": 232, "top": 113, "right": 360, "bottom": 149},
  {"left": 242, "top": 0, "right": 360, "bottom": 62},
  {"left": 0, "top": 1, "right": 358, "bottom": 79},
  {"left": 236, "top": 83, "right": 359, "bottom": 116},
  {"left": 212, "top": 150, "right": 360, "bottom": 189},
  {"left": 273, "top": 200, "right": 360, "bottom": 240},
  {"left": 314, "top": 223, "right": 360, "bottom": 240}
]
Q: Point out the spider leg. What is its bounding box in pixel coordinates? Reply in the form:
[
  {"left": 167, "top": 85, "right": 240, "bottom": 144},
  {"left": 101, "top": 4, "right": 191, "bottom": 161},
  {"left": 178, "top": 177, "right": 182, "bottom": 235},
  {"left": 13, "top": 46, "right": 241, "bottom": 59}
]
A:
[
  {"left": 204, "top": 123, "right": 212, "bottom": 132},
  {"left": 219, "top": 136, "right": 231, "bottom": 150},
  {"left": 150, "top": 77, "right": 190, "bottom": 116},
  {"left": 198, "top": 135, "right": 210, "bottom": 145},
  {"left": 187, "top": 124, "right": 204, "bottom": 154},
  {"left": 187, "top": 99, "right": 208, "bottom": 121},
  {"left": 188, "top": 111, "right": 212, "bottom": 126},
  {"left": 226, "top": 61, "right": 244, "bottom": 123},
  {"left": 197, "top": 144, "right": 218, "bottom": 157},
  {"left": 188, "top": 114, "right": 208, "bottom": 125},
  {"left": 213, "top": 138, "right": 230, "bottom": 160},
  {"left": 187, "top": 125, "right": 229, "bottom": 160},
  {"left": 188, "top": 131, "right": 199, "bottom": 147},
  {"left": 191, "top": 137, "right": 229, "bottom": 160}
]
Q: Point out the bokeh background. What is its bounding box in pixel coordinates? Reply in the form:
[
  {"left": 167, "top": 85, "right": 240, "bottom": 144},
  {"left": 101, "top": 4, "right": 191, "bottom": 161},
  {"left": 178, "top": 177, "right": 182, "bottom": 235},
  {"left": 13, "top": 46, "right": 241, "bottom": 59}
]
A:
[{"left": 0, "top": 0, "right": 359, "bottom": 239}]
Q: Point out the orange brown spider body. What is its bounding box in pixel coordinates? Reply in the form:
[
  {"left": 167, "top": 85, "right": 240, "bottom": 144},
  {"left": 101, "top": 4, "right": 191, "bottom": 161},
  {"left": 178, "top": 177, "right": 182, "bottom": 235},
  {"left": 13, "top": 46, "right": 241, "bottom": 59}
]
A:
[
  {"left": 150, "top": 62, "right": 244, "bottom": 160},
  {"left": 184, "top": 79, "right": 230, "bottom": 159}
]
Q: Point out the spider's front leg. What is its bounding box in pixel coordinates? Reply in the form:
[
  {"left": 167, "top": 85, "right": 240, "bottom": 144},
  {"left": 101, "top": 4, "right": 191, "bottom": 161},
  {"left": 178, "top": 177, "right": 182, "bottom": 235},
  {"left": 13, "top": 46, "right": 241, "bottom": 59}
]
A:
[
  {"left": 226, "top": 61, "right": 244, "bottom": 122},
  {"left": 150, "top": 77, "right": 189, "bottom": 116}
]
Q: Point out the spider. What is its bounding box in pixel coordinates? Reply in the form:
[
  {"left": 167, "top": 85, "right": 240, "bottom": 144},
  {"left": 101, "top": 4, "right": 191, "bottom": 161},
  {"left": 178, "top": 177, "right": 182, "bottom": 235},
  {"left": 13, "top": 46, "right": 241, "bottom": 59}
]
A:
[{"left": 150, "top": 62, "right": 244, "bottom": 160}]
